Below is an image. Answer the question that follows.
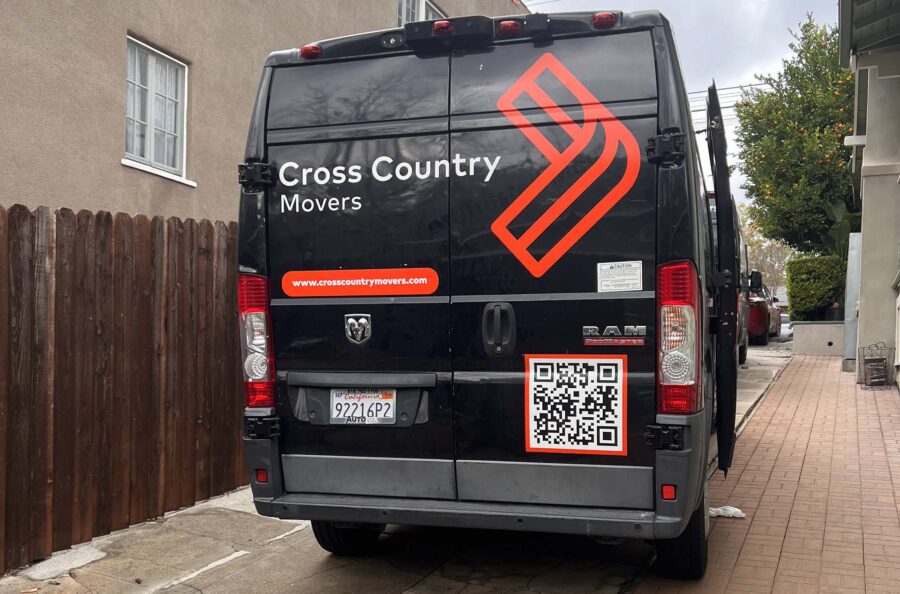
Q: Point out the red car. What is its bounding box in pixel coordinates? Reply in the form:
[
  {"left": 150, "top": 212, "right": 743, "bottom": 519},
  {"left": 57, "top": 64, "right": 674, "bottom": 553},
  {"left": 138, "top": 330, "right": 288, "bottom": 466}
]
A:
[{"left": 748, "top": 282, "right": 780, "bottom": 344}]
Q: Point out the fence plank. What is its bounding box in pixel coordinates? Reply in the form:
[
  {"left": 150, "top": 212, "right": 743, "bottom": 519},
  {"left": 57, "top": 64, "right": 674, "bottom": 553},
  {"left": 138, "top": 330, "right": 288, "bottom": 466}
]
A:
[
  {"left": 0, "top": 206, "right": 9, "bottom": 574},
  {"left": 93, "top": 212, "right": 114, "bottom": 537},
  {"left": 179, "top": 220, "right": 197, "bottom": 508},
  {"left": 225, "top": 222, "right": 244, "bottom": 488},
  {"left": 163, "top": 218, "right": 182, "bottom": 512},
  {"left": 71, "top": 210, "right": 97, "bottom": 545},
  {"left": 129, "top": 215, "right": 154, "bottom": 524},
  {"left": 194, "top": 221, "right": 213, "bottom": 502},
  {"left": 30, "top": 206, "right": 55, "bottom": 561},
  {"left": 51, "top": 209, "right": 76, "bottom": 552},
  {"left": 110, "top": 213, "right": 133, "bottom": 531},
  {"left": 151, "top": 217, "right": 167, "bottom": 518},
  {"left": 6, "top": 205, "right": 35, "bottom": 570},
  {"left": 209, "top": 222, "right": 229, "bottom": 497}
]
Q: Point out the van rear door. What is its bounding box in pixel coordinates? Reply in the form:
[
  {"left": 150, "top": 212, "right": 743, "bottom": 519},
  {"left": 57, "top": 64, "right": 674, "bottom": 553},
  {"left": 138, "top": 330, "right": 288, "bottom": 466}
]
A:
[
  {"left": 449, "top": 32, "right": 660, "bottom": 508},
  {"left": 265, "top": 53, "right": 457, "bottom": 499}
]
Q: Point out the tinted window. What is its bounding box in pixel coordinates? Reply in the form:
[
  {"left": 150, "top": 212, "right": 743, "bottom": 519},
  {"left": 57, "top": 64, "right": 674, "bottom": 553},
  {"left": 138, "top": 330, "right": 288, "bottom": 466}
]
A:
[
  {"left": 451, "top": 32, "right": 657, "bottom": 115},
  {"left": 268, "top": 54, "right": 449, "bottom": 129}
]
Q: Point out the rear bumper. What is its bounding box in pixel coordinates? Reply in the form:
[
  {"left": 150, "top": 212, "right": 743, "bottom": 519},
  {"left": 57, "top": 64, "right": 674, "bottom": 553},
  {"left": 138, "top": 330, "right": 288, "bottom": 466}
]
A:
[
  {"left": 253, "top": 492, "right": 684, "bottom": 540},
  {"left": 747, "top": 309, "right": 768, "bottom": 336},
  {"left": 243, "top": 411, "right": 709, "bottom": 542}
]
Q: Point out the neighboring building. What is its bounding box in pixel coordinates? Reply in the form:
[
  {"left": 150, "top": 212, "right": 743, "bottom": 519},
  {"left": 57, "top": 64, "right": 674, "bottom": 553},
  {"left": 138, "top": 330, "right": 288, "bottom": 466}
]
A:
[
  {"left": 839, "top": 0, "right": 900, "bottom": 383},
  {"left": 1, "top": 0, "right": 523, "bottom": 223}
]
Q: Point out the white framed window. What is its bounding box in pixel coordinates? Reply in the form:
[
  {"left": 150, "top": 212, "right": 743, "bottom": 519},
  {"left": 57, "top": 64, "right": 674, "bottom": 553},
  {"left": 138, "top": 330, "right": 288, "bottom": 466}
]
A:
[
  {"left": 124, "top": 37, "right": 193, "bottom": 185},
  {"left": 398, "top": 0, "right": 446, "bottom": 25}
]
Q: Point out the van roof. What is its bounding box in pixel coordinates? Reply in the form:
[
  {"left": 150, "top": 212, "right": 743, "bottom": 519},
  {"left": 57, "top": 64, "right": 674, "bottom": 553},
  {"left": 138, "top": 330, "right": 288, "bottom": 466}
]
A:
[{"left": 263, "top": 10, "right": 672, "bottom": 67}]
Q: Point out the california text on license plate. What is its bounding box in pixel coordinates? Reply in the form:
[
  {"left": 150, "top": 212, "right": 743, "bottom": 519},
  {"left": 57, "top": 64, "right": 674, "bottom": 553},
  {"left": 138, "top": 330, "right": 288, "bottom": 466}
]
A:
[{"left": 330, "top": 388, "right": 396, "bottom": 425}]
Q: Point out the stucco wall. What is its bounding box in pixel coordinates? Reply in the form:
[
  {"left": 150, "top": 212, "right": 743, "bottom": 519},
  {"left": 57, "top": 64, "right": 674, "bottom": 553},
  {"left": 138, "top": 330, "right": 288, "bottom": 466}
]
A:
[
  {"left": 0, "top": 0, "right": 521, "bottom": 223},
  {"left": 856, "top": 67, "right": 900, "bottom": 354}
]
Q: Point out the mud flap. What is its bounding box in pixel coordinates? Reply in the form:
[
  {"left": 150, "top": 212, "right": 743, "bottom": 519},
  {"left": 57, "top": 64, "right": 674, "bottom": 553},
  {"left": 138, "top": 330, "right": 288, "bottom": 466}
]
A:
[{"left": 706, "top": 83, "right": 738, "bottom": 474}]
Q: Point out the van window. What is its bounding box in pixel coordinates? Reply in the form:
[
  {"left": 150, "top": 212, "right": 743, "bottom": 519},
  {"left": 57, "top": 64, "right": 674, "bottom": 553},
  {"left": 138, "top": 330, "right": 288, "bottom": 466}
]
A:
[
  {"left": 450, "top": 32, "right": 657, "bottom": 115},
  {"left": 267, "top": 54, "right": 449, "bottom": 129}
]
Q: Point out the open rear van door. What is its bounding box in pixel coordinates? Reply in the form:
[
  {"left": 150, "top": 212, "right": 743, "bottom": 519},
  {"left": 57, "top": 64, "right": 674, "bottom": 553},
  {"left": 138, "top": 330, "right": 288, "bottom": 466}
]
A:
[{"left": 706, "top": 83, "right": 738, "bottom": 474}]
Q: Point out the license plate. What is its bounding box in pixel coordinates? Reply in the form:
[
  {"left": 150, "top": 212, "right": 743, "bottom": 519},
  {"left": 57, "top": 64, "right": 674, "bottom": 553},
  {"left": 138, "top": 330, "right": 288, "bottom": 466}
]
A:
[{"left": 330, "top": 388, "right": 396, "bottom": 425}]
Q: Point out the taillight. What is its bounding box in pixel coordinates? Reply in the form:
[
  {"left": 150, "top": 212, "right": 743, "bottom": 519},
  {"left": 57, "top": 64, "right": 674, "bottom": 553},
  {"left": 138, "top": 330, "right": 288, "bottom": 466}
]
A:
[
  {"left": 591, "top": 12, "right": 618, "bottom": 29},
  {"left": 658, "top": 261, "right": 700, "bottom": 414},
  {"left": 300, "top": 43, "right": 321, "bottom": 59},
  {"left": 238, "top": 274, "right": 275, "bottom": 408}
]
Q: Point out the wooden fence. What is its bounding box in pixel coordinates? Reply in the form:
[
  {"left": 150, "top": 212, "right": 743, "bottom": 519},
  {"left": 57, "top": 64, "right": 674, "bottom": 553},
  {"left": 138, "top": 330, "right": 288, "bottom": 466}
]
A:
[{"left": 0, "top": 205, "right": 247, "bottom": 574}]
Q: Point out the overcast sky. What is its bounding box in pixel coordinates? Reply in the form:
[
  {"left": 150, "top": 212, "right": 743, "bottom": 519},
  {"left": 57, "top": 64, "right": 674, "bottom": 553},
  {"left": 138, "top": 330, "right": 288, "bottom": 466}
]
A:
[{"left": 520, "top": 0, "right": 841, "bottom": 201}]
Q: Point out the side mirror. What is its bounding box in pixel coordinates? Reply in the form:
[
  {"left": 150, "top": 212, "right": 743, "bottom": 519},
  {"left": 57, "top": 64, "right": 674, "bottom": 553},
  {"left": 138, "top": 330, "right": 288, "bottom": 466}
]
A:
[
  {"left": 749, "top": 271, "right": 763, "bottom": 291},
  {"left": 773, "top": 296, "right": 779, "bottom": 303}
]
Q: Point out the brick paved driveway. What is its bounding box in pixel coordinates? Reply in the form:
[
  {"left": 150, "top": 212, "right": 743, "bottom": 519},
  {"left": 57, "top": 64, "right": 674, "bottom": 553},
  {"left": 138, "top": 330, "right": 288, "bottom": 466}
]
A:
[{"left": 638, "top": 355, "right": 900, "bottom": 593}]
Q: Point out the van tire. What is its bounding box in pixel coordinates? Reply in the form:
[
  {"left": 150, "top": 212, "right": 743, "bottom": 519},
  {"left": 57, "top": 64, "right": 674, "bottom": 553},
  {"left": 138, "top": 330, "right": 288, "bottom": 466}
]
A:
[
  {"left": 311, "top": 521, "right": 384, "bottom": 556},
  {"left": 654, "top": 492, "right": 708, "bottom": 579},
  {"left": 738, "top": 338, "right": 748, "bottom": 364},
  {"left": 760, "top": 325, "right": 770, "bottom": 345}
]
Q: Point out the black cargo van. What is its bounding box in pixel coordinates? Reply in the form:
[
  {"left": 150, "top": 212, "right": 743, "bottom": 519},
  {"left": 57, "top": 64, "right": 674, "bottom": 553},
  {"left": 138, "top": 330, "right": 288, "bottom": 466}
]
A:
[{"left": 238, "top": 10, "right": 740, "bottom": 579}]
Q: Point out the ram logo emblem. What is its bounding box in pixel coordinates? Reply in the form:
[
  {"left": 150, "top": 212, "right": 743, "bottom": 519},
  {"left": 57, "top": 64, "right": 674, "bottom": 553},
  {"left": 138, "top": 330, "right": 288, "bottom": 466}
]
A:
[{"left": 344, "top": 314, "right": 372, "bottom": 345}]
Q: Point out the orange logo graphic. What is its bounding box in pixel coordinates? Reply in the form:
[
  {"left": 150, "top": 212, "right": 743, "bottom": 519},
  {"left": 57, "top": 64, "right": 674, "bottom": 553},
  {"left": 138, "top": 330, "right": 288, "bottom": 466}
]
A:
[{"left": 493, "top": 53, "right": 641, "bottom": 277}]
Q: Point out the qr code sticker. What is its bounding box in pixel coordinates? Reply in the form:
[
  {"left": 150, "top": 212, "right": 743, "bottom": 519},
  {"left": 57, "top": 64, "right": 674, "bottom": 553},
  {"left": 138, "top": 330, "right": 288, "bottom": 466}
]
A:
[{"left": 525, "top": 355, "right": 627, "bottom": 455}]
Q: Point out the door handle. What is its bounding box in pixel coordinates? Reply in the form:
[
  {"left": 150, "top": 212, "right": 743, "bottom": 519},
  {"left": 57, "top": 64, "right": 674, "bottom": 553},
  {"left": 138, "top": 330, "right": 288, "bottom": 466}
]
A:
[{"left": 482, "top": 302, "right": 516, "bottom": 357}]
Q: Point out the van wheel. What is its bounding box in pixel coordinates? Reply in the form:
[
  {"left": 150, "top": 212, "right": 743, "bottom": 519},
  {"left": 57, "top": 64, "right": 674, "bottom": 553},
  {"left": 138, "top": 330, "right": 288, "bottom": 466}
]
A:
[
  {"left": 654, "top": 490, "right": 708, "bottom": 579},
  {"left": 311, "top": 521, "right": 384, "bottom": 556},
  {"left": 738, "top": 338, "right": 748, "bottom": 364},
  {"left": 760, "top": 326, "right": 770, "bottom": 345}
]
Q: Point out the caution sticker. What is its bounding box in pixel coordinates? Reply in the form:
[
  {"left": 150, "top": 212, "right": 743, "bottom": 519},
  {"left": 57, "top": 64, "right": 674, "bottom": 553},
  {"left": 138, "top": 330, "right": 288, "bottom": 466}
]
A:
[{"left": 597, "top": 261, "right": 642, "bottom": 293}]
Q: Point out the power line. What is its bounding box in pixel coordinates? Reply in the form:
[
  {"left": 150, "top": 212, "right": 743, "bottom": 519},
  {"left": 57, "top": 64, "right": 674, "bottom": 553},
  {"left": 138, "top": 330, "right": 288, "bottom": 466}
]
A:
[
  {"left": 687, "top": 82, "right": 772, "bottom": 96},
  {"left": 691, "top": 104, "right": 739, "bottom": 113},
  {"left": 521, "top": 0, "right": 562, "bottom": 6}
]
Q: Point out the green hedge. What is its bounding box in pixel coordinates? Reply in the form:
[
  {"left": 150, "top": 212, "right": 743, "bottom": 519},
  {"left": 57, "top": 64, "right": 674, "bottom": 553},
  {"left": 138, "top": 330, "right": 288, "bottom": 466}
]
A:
[{"left": 786, "top": 255, "right": 846, "bottom": 321}]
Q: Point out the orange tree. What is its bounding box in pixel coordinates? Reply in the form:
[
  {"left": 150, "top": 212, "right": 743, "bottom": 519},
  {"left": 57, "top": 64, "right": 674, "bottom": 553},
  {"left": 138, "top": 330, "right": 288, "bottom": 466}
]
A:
[{"left": 735, "top": 16, "right": 856, "bottom": 254}]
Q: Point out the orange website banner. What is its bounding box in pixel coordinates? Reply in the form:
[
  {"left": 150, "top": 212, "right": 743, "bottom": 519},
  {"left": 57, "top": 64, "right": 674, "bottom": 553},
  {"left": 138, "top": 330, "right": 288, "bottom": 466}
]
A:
[{"left": 282, "top": 268, "right": 439, "bottom": 297}]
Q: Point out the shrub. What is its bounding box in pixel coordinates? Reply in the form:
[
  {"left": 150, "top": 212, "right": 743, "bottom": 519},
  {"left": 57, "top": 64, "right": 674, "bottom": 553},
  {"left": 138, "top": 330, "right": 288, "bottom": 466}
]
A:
[{"left": 786, "top": 255, "right": 846, "bottom": 321}]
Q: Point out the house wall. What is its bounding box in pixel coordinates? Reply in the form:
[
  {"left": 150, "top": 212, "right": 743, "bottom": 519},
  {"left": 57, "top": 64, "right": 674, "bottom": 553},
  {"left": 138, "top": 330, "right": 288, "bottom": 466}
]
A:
[
  {"left": 853, "top": 53, "right": 900, "bottom": 383},
  {"left": 0, "top": 0, "right": 522, "bottom": 223}
]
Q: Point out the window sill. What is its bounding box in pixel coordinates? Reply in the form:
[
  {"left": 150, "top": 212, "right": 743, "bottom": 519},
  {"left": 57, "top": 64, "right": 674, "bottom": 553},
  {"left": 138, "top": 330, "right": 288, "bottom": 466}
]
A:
[{"left": 121, "top": 158, "right": 197, "bottom": 188}]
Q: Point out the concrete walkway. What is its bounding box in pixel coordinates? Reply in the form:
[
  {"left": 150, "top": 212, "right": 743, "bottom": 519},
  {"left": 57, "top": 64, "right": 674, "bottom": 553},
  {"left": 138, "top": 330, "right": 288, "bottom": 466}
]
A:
[
  {"left": 735, "top": 343, "right": 792, "bottom": 432},
  {"left": 638, "top": 355, "right": 900, "bottom": 593}
]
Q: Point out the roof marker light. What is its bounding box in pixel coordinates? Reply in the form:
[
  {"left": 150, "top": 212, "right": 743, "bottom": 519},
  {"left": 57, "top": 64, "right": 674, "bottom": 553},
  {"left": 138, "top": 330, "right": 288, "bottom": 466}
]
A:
[
  {"left": 498, "top": 20, "right": 521, "bottom": 37},
  {"left": 300, "top": 44, "right": 322, "bottom": 59},
  {"left": 433, "top": 20, "right": 453, "bottom": 35},
  {"left": 592, "top": 12, "right": 618, "bottom": 29}
]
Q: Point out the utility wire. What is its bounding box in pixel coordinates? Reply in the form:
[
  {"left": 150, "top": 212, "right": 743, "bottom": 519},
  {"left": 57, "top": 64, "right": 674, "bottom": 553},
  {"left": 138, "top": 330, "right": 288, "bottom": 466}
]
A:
[
  {"left": 687, "top": 82, "right": 772, "bottom": 95},
  {"left": 521, "top": 0, "right": 563, "bottom": 6}
]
